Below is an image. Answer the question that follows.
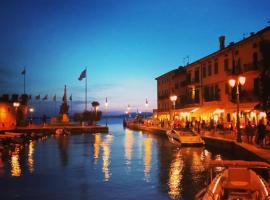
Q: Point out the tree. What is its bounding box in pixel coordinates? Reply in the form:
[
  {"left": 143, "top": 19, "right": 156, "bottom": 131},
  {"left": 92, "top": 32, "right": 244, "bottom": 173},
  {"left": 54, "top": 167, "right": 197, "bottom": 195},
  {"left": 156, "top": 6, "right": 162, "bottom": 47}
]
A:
[{"left": 91, "top": 101, "right": 100, "bottom": 111}]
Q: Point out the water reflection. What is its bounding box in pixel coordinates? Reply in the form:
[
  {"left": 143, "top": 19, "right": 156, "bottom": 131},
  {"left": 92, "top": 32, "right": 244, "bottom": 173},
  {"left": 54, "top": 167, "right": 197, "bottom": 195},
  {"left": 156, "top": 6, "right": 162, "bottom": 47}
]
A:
[
  {"left": 144, "top": 137, "right": 152, "bottom": 182},
  {"left": 27, "top": 140, "right": 35, "bottom": 173},
  {"left": 0, "top": 152, "right": 4, "bottom": 176},
  {"left": 11, "top": 146, "right": 21, "bottom": 177},
  {"left": 125, "top": 129, "right": 134, "bottom": 165},
  {"left": 94, "top": 133, "right": 101, "bottom": 161},
  {"left": 101, "top": 134, "right": 113, "bottom": 181},
  {"left": 168, "top": 150, "right": 183, "bottom": 199},
  {"left": 57, "top": 135, "right": 69, "bottom": 166}
]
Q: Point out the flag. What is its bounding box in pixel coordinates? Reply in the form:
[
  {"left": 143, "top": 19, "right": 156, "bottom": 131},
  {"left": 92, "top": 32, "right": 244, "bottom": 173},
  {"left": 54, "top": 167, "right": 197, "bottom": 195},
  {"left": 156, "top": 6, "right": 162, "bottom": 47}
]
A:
[
  {"left": 53, "top": 95, "right": 56, "bottom": 101},
  {"left": 78, "top": 69, "right": 86, "bottom": 81},
  {"left": 28, "top": 95, "right": 32, "bottom": 100},
  {"left": 69, "top": 94, "right": 72, "bottom": 101},
  {"left": 42, "top": 95, "right": 48, "bottom": 100},
  {"left": 21, "top": 68, "right": 26, "bottom": 75},
  {"left": 35, "top": 95, "right": 40, "bottom": 100}
]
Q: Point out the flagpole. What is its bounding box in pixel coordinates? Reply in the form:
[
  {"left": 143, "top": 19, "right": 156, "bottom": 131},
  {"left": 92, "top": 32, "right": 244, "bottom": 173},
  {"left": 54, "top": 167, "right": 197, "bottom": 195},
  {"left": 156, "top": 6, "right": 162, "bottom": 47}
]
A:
[
  {"left": 85, "top": 67, "right": 87, "bottom": 111},
  {"left": 23, "top": 67, "right": 26, "bottom": 94}
]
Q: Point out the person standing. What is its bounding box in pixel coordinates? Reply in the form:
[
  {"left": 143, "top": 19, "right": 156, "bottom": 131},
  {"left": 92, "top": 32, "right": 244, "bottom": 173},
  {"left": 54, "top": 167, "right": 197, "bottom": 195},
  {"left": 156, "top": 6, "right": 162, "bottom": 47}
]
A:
[
  {"left": 257, "top": 119, "right": 266, "bottom": 147},
  {"left": 245, "top": 121, "right": 253, "bottom": 143}
]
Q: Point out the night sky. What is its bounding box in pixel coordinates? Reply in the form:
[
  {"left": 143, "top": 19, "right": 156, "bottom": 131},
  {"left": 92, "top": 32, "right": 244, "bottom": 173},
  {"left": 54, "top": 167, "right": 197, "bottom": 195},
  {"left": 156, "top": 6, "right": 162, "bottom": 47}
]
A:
[{"left": 0, "top": 0, "right": 269, "bottom": 115}]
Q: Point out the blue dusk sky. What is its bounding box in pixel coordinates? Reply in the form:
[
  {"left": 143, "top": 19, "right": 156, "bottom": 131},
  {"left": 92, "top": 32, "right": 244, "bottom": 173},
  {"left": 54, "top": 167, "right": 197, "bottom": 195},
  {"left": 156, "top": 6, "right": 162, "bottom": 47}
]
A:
[{"left": 0, "top": 0, "right": 269, "bottom": 115}]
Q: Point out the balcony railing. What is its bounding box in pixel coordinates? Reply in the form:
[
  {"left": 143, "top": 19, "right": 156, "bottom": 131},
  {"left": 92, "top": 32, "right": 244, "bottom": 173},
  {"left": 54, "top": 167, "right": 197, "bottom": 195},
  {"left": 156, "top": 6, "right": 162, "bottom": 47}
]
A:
[
  {"left": 230, "top": 90, "right": 259, "bottom": 103},
  {"left": 243, "top": 61, "right": 263, "bottom": 72}
]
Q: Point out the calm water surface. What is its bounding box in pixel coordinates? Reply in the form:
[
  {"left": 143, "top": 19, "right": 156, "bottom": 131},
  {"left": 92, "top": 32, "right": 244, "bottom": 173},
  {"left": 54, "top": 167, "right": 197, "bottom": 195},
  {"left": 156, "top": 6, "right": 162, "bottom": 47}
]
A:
[{"left": 0, "top": 119, "right": 242, "bottom": 200}]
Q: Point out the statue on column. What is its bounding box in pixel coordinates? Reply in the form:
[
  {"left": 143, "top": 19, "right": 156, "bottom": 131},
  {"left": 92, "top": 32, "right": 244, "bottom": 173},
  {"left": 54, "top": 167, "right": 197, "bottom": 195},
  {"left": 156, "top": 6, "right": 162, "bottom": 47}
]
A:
[{"left": 59, "top": 85, "right": 69, "bottom": 123}]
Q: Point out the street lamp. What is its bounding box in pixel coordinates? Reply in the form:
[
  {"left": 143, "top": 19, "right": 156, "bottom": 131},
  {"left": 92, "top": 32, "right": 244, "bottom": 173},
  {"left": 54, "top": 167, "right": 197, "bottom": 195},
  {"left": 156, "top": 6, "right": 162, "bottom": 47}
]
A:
[
  {"left": 13, "top": 102, "right": 20, "bottom": 127},
  {"left": 105, "top": 98, "right": 108, "bottom": 126},
  {"left": 228, "top": 75, "right": 246, "bottom": 142},
  {"left": 170, "top": 95, "right": 177, "bottom": 121},
  {"left": 127, "top": 104, "right": 131, "bottom": 118},
  {"left": 29, "top": 107, "right": 34, "bottom": 125},
  {"left": 145, "top": 98, "right": 149, "bottom": 118}
]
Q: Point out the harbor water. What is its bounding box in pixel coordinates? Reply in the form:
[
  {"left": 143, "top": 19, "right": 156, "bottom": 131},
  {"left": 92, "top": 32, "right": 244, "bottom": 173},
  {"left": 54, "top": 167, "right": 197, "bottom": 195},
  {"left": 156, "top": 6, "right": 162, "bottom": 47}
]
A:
[{"left": 0, "top": 118, "right": 258, "bottom": 200}]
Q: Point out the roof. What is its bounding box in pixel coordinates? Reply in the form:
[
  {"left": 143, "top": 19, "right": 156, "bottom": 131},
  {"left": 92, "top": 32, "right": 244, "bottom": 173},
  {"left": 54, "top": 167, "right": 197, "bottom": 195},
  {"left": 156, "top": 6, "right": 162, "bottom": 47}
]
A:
[
  {"left": 186, "top": 26, "right": 270, "bottom": 66},
  {"left": 155, "top": 66, "right": 186, "bottom": 80},
  {"left": 155, "top": 26, "right": 270, "bottom": 79}
]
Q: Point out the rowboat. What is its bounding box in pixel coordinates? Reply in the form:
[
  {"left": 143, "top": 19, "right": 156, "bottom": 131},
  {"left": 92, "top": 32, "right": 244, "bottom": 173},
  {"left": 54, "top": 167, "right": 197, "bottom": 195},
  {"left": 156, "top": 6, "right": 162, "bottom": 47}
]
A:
[{"left": 195, "top": 160, "right": 270, "bottom": 200}]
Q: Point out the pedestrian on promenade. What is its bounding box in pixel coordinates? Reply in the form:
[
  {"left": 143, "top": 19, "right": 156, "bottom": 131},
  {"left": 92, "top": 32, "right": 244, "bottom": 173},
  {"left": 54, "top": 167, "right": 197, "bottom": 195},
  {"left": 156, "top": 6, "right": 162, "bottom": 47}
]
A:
[
  {"left": 245, "top": 121, "right": 253, "bottom": 143},
  {"left": 257, "top": 119, "right": 266, "bottom": 147}
]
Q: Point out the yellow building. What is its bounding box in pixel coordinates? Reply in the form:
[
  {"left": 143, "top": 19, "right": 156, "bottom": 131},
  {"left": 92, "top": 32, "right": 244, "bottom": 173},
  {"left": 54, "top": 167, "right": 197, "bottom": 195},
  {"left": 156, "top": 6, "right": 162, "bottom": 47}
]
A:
[{"left": 155, "top": 26, "right": 270, "bottom": 128}]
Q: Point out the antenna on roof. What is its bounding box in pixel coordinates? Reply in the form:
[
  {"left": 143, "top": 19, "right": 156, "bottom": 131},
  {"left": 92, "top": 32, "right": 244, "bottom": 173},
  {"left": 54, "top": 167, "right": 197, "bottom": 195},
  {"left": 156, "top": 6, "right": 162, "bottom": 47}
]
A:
[{"left": 183, "top": 56, "right": 190, "bottom": 66}]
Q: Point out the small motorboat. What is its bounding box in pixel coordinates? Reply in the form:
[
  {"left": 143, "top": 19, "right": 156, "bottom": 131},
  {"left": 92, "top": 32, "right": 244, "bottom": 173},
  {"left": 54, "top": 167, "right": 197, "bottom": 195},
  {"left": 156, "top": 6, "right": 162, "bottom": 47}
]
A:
[
  {"left": 166, "top": 128, "right": 204, "bottom": 146},
  {"left": 195, "top": 160, "right": 270, "bottom": 200},
  {"left": 55, "top": 128, "right": 70, "bottom": 135}
]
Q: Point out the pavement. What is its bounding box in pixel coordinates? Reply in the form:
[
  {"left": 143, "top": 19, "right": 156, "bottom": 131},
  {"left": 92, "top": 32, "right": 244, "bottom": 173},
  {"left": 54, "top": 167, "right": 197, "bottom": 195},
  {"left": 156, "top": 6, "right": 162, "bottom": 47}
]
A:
[{"left": 202, "top": 130, "right": 270, "bottom": 163}]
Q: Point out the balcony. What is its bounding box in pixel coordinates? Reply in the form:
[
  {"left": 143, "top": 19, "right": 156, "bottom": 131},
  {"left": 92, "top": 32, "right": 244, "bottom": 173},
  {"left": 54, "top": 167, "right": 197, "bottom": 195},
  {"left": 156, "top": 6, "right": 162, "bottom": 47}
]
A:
[
  {"left": 204, "top": 95, "right": 221, "bottom": 102},
  {"left": 243, "top": 61, "right": 262, "bottom": 72},
  {"left": 230, "top": 90, "right": 259, "bottom": 103},
  {"left": 158, "top": 94, "right": 169, "bottom": 100}
]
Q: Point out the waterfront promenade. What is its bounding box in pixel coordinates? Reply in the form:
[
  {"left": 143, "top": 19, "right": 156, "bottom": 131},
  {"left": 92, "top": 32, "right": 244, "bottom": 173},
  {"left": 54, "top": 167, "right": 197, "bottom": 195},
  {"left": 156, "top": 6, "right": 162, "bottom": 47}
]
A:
[{"left": 126, "top": 122, "right": 270, "bottom": 163}]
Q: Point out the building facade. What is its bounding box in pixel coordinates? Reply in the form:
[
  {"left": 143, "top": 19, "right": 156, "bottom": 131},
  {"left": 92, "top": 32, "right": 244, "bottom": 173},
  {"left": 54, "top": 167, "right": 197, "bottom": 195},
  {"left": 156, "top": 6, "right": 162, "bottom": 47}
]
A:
[{"left": 155, "top": 26, "right": 270, "bottom": 128}]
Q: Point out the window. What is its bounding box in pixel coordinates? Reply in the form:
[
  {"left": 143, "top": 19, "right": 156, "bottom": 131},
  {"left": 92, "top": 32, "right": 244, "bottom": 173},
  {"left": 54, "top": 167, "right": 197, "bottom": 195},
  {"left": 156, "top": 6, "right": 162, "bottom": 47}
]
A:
[
  {"left": 203, "top": 65, "right": 206, "bottom": 78},
  {"left": 224, "top": 58, "right": 229, "bottom": 71},
  {"left": 225, "top": 83, "right": 230, "bottom": 94},
  {"left": 253, "top": 52, "right": 258, "bottom": 69},
  {"left": 186, "top": 72, "right": 191, "bottom": 84},
  {"left": 208, "top": 63, "right": 212, "bottom": 76},
  {"left": 195, "top": 68, "right": 200, "bottom": 83},
  {"left": 253, "top": 78, "right": 260, "bottom": 95},
  {"left": 214, "top": 62, "right": 218, "bottom": 74}
]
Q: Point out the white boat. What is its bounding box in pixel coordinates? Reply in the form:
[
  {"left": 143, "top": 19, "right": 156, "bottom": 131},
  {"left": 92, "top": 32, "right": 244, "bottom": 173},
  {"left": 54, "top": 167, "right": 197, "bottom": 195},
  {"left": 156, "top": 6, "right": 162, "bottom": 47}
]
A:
[
  {"left": 166, "top": 128, "right": 204, "bottom": 146},
  {"left": 196, "top": 160, "right": 270, "bottom": 200}
]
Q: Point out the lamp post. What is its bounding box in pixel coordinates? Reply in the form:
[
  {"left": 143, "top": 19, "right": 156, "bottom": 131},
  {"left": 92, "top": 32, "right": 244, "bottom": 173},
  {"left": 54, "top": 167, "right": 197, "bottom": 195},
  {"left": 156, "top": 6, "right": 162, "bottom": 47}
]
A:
[
  {"left": 127, "top": 104, "right": 131, "bottom": 118},
  {"left": 29, "top": 107, "right": 34, "bottom": 125},
  {"left": 13, "top": 102, "right": 20, "bottom": 127},
  {"left": 105, "top": 98, "right": 108, "bottom": 126},
  {"left": 145, "top": 98, "right": 149, "bottom": 118},
  {"left": 170, "top": 95, "right": 177, "bottom": 122},
  {"left": 228, "top": 75, "right": 246, "bottom": 142}
]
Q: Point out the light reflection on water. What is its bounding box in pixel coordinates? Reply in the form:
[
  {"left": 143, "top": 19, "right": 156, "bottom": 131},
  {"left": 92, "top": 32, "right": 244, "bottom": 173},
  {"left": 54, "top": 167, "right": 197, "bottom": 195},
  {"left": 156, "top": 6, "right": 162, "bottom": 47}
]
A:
[
  {"left": 144, "top": 137, "right": 152, "bottom": 182},
  {"left": 0, "top": 119, "right": 254, "bottom": 200},
  {"left": 27, "top": 140, "right": 35, "bottom": 173},
  {"left": 101, "top": 134, "right": 113, "bottom": 181},
  {"left": 124, "top": 129, "right": 133, "bottom": 165},
  {"left": 10, "top": 146, "right": 21, "bottom": 177},
  {"left": 168, "top": 150, "right": 183, "bottom": 199}
]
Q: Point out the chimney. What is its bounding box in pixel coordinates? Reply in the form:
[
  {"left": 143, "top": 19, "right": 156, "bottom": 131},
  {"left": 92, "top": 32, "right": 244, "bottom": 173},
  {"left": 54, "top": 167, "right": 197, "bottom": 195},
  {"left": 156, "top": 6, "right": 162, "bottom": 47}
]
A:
[{"left": 219, "top": 35, "right": 225, "bottom": 50}]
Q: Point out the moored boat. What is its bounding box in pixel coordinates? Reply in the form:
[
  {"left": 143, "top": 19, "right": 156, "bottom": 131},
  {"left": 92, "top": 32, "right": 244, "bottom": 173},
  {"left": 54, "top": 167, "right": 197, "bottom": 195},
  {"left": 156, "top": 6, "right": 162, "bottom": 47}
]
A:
[
  {"left": 196, "top": 160, "right": 270, "bottom": 200},
  {"left": 166, "top": 128, "right": 204, "bottom": 146},
  {"left": 55, "top": 128, "right": 70, "bottom": 135}
]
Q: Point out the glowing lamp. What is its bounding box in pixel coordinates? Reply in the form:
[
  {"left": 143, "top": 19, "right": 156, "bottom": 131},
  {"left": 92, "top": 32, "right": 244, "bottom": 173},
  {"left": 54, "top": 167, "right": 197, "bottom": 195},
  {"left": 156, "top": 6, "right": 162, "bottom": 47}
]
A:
[
  {"left": 170, "top": 95, "right": 177, "bottom": 102},
  {"left": 29, "top": 108, "right": 34, "bottom": 113},
  {"left": 239, "top": 76, "right": 246, "bottom": 85},
  {"left": 13, "top": 102, "right": 20, "bottom": 108},
  {"left": 228, "top": 79, "right": 236, "bottom": 88}
]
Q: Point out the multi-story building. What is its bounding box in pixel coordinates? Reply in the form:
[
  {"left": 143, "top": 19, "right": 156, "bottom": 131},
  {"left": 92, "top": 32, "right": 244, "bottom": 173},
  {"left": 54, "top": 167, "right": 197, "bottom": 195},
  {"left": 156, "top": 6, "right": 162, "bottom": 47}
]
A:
[{"left": 155, "top": 26, "right": 270, "bottom": 128}]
